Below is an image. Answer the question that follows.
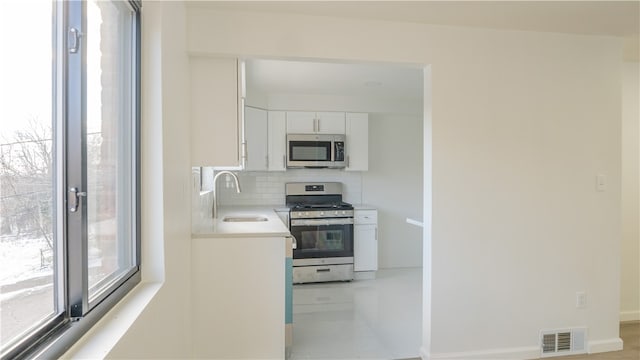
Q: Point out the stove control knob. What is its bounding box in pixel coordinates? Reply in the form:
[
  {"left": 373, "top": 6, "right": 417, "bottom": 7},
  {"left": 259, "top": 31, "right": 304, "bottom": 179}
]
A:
[
  {"left": 342, "top": 211, "right": 346, "bottom": 215},
  {"left": 334, "top": 211, "right": 338, "bottom": 215},
  {"left": 304, "top": 212, "right": 309, "bottom": 217},
  {"left": 320, "top": 211, "right": 325, "bottom": 216}
]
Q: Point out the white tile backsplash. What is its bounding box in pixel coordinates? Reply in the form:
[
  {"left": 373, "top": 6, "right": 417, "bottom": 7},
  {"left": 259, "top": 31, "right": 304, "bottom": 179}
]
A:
[{"left": 212, "top": 169, "right": 363, "bottom": 206}]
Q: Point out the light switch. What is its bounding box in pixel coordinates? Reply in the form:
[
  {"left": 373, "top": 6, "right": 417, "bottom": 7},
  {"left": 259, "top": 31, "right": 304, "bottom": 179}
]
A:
[{"left": 596, "top": 174, "right": 606, "bottom": 192}]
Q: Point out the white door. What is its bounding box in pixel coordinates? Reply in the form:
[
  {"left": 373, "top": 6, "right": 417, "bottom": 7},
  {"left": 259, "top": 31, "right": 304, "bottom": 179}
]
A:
[
  {"left": 316, "top": 112, "right": 346, "bottom": 134},
  {"left": 190, "top": 57, "right": 240, "bottom": 166},
  {"left": 244, "top": 106, "right": 268, "bottom": 171},
  {"left": 268, "top": 111, "right": 287, "bottom": 171},
  {"left": 345, "top": 113, "right": 368, "bottom": 171},
  {"left": 354, "top": 224, "right": 378, "bottom": 271},
  {"left": 286, "top": 111, "right": 315, "bottom": 133}
]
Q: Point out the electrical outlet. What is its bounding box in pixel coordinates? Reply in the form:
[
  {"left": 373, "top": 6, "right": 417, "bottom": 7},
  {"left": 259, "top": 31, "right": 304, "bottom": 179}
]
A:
[{"left": 576, "top": 291, "right": 587, "bottom": 309}]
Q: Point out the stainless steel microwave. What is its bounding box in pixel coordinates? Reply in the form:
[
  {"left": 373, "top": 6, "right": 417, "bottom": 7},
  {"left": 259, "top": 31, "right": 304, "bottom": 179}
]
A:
[{"left": 287, "top": 134, "right": 346, "bottom": 168}]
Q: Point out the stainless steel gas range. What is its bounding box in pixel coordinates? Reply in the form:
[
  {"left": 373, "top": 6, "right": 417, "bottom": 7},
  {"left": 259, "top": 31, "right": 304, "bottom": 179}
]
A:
[{"left": 285, "top": 182, "right": 354, "bottom": 284}]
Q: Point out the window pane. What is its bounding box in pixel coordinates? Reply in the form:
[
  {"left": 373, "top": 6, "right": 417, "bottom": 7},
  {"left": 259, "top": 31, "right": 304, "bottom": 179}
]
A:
[
  {"left": 86, "top": 0, "right": 135, "bottom": 301},
  {"left": 0, "top": 0, "right": 56, "bottom": 348}
]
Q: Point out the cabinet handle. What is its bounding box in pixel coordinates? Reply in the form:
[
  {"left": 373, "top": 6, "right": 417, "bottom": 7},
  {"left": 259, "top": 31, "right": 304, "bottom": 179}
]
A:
[
  {"left": 243, "top": 141, "right": 248, "bottom": 162},
  {"left": 347, "top": 155, "right": 350, "bottom": 168},
  {"left": 283, "top": 155, "right": 286, "bottom": 169}
]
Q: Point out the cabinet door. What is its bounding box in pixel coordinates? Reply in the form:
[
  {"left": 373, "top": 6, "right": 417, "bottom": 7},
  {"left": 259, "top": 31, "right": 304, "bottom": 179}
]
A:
[
  {"left": 244, "top": 106, "right": 268, "bottom": 171},
  {"left": 345, "top": 113, "right": 368, "bottom": 171},
  {"left": 192, "top": 237, "right": 285, "bottom": 358},
  {"left": 190, "top": 57, "right": 240, "bottom": 167},
  {"left": 286, "top": 111, "right": 315, "bottom": 133},
  {"left": 268, "top": 111, "right": 287, "bottom": 171},
  {"left": 316, "top": 112, "right": 345, "bottom": 134},
  {"left": 354, "top": 224, "right": 378, "bottom": 271}
]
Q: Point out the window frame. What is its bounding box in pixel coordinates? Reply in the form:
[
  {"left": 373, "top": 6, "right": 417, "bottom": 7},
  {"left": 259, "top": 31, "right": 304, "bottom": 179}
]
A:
[{"left": 0, "top": 0, "right": 141, "bottom": 358}]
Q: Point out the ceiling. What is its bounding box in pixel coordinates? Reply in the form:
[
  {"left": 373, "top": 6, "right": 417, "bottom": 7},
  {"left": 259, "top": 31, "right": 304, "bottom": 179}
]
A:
[
  {"left": 246, "top": 59, "right": 424, "bottom": 99},
  {"left": 212, "top": 1, "right": 639, "bottom": 102},
  {"left": 192, "top": 1, "right": 639, "bottom": 38}
]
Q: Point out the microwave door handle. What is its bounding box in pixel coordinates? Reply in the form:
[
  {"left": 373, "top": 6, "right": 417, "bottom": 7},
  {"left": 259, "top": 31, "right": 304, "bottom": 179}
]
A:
[{"left": 332, "top": 141, "right": 336, "bottom": 162}]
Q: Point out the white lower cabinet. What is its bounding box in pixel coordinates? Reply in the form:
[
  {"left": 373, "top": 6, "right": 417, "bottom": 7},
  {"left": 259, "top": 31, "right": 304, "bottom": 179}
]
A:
[
  {"left": 192, "top": 236, "right": 286, "bottom": 359},
  {"left": 354, "top": 209, "right": 378, "bottom": 273}
]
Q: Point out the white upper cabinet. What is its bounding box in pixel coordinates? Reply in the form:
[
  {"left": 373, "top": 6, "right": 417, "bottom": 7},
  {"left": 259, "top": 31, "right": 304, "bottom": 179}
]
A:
[
  {"left": 345, "top": 113, "right": 369, "bottom": 171},
  {"left": 285, "top": 111, "right": 315, "bottom": 133},
  {"left": 268, "top": 111, "right": 287, "bottom": 171},
  {"left": 316, "top": 112, "right": 346, "bottom": 133},
  {"left": 190, "top": 56, "right": 244, "bottom": 167},
  {"left": 244, "top": 106, "right": 268, "bottom": 171},
  {"left": 286, "top": 111, "right": 345, "bottom": 134}
]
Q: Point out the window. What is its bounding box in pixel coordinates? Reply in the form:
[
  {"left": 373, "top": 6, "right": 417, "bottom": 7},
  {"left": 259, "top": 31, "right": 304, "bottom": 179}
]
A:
[{"left": 0, "top": 1, "right": 141, "bottom": 358}]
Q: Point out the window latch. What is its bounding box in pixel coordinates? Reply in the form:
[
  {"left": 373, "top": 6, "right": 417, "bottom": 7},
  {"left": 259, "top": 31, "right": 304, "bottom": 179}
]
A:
[
  {"left": 68, "top": 27, "right": 82, "bottom": 54},
  {"left": 68, "top": 187, "right": 86, "bottom": 213}
]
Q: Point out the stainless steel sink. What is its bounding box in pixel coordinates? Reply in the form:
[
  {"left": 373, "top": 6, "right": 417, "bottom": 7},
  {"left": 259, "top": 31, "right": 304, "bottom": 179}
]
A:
[{"left": 222, "top": 216, "right": 269, "bottom": 222}]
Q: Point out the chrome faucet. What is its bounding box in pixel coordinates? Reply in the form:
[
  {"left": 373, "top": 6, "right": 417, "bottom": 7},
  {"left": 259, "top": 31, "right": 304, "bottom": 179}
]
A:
[{"left": 212, "top": 170, "right": 241, "bottom": 219}]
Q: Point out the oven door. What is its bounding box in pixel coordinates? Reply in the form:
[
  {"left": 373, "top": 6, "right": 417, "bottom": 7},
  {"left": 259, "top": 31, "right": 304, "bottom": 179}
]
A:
[{"left": 290, "top": 218, "right": 353, "bottom": 260}]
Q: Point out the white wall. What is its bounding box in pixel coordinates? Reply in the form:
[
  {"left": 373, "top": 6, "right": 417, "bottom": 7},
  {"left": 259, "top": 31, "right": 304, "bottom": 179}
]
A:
[
  {"left": 362, "top": 113, "right": 423, "bottom": 268},
  {"left": 105, "top": 4, "right": 625, "bottom": 359},
  {"left": 185, "top": 7, "right": 623, "bottom": 358},
  {"left": 621, "top": 61, "right": 640, "bottom": 322},
  {"left": 106, "top": 2, "right": 193, "bottom": 358}
]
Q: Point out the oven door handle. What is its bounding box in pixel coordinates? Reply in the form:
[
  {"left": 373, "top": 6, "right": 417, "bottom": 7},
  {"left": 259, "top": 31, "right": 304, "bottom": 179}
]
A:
[
  {"left": 286, "top": 235, "right": 297, "bottom": 249},
  {"left": 290, "top": 218, "right": 354, "bottom": 226}
]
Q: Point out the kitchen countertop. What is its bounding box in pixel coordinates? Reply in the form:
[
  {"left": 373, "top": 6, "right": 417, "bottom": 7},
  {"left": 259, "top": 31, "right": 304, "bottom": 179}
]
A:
[
  {"left": 193, "top": 206, "right": 291, "bottom": 238},
  {"left": 353, "top": 204, "right": 377, "bottom": 210}
]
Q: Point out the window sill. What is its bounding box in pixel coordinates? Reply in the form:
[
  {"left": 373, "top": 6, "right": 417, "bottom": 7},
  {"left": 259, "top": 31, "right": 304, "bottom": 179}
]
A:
[{"left": 60, "top": 281, "right": 162, "bottom": 359}]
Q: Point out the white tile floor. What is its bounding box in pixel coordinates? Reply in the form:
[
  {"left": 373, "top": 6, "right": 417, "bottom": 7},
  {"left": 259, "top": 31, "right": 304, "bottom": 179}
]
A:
[{"left": 291, "top": 267, "right": 423, "bottom": 360}]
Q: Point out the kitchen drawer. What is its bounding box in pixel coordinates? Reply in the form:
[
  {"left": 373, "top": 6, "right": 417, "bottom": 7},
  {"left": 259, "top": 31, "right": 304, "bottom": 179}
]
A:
[{"left": 354, "top": 210, "right": 377, "bottom": 225}]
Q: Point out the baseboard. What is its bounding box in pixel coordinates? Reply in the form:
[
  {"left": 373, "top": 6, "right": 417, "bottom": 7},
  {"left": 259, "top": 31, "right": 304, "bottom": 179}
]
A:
[
  {"left": 354, "top": 271, "right": 376, "bottom": 280},
  {"left": 620, "top": 310, "right": 640, "bottom": 322},
  {"left": 419, "top": 346, "right": 429, "bottom": 360},
  {"left": 420, "top": 336, "right": 625, "bottom": 359},
  {"left": 423, "top": 346, "right": 540, "bottom": 359},
  {"left": 588, "top": 338, "right": 623, "bottom": 354}
]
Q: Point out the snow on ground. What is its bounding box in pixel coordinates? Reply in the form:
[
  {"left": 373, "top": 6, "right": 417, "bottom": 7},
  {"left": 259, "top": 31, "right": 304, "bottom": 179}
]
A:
[{"left": 0, "top": 236, "right": 53, "bottom": 287}]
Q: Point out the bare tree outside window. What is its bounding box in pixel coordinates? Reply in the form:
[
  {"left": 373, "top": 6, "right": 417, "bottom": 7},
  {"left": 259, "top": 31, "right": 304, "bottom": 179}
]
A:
[
  {"left": 0, "top": 2, "right": 55, "bottom": 346},
  {"left": 0, "top": 119, "right": 55, "bottom": 345}
]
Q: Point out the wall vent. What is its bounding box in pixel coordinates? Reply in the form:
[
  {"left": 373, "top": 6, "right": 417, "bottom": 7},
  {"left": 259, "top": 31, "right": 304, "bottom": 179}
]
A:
[{"left": 540, "top": 328, "right": 587, "bottom": 357}]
